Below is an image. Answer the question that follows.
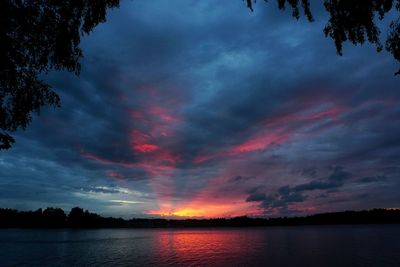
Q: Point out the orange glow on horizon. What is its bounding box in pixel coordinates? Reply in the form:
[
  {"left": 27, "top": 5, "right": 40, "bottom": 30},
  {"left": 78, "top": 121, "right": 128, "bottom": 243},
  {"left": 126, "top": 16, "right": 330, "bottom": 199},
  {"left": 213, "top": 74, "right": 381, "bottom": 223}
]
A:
[{"left": 146, "top": 201, "right": 262, "bottom": 218}]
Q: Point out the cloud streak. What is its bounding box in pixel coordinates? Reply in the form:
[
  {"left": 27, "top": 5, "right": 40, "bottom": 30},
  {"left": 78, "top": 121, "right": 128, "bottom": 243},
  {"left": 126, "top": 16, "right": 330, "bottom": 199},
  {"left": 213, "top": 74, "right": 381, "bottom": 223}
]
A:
[{"left": 1, "top": 0, "right": 399, "bottom": 218}]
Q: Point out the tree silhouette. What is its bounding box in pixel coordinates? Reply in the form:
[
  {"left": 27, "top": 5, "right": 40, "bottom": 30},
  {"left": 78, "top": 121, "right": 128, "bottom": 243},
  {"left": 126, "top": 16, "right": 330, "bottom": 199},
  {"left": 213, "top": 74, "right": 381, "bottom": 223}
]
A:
[
  {"left": 67, "top": 206, "right": 101, "bottom": 227},
  {"left": 42, "top": 207, "right": 66, "bottom": 227},
  {"left": 1, "top": 0, "right": 399, "bottom": 149},
  {"left": 0, "top": 0, "right": 119, "bottom": 149},
  {"left": 67, "top": 206, "right": 85, "bottom": 227},
  {"left": 1, "top": 207, "right": 400, "bottom": 228}
]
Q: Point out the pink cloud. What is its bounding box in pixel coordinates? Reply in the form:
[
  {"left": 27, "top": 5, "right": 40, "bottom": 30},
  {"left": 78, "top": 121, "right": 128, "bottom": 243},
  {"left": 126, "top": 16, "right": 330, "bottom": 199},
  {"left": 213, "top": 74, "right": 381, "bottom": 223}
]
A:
[
  {"left": 133, "top": 143, "right": 159, "bottom": 153},
  {"left": 194, "top": 101, "right": 350, "bottom": 164},
  {"left": 229, "top": 132, "right": 289, "bottom": 155},
  {"left": 149, "top": 106, "right": 178, "bottom": 123}
]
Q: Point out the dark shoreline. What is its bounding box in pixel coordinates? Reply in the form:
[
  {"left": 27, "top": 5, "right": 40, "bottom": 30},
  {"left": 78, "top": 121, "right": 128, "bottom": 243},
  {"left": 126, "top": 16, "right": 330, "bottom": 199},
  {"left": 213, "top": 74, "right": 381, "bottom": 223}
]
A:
[{"left": 1, "top": 207, "right": 400, "bottom": 229}]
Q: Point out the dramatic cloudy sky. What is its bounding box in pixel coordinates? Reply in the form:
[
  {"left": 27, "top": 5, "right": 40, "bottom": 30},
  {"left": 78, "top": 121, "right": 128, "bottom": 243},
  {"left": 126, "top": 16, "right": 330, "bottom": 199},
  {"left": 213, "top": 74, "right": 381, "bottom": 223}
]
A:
[{"left": 1, "top": 1, "right": 399, "bottom": 218}]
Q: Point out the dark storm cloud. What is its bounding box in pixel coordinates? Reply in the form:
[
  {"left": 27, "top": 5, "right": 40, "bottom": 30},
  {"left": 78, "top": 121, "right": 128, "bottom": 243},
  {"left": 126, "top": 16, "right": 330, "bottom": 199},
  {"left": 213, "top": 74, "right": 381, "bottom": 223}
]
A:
[
  {"left": 246, "top": 185, "right": 307, "bottom": 212},
  {"left": 294, "top": 166, "right": 350, "bottom": 193},
  {"left": 30, "top": 0, "right": 397, "bottom": 173},
  {"left": 357, "top": 176, "right": 387, "bottom": 184},
  {"left": 301, "top": 167, "right": 317, "bottom": 178},
  {"left": 246, "top": 192, "right": 267, "bottom": 202},
  {"left": 246, "top": 166, "right": 351, "bottom": 212},
  {"left": 230, "top": 175, "right": 254, "bottom": 183},
  {"left": 1, "top": 0, "right": 400, "bottom": 217},
  {"left": 292, "top": 180, "right": 337, "bottom": 192}
]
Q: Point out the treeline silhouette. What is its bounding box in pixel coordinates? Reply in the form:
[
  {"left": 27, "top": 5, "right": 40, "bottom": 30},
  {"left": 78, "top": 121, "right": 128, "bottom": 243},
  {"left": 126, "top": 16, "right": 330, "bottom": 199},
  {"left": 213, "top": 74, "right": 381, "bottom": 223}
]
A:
[{"left": 0, "top": 207, "right": 399, "bottom": 228}]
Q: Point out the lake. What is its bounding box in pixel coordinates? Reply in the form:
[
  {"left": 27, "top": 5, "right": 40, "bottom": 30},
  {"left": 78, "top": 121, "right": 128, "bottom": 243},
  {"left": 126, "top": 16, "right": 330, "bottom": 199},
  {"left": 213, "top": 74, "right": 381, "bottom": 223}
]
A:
[{"left": 1, "top": 225, "right": 400, "bottom": 266}]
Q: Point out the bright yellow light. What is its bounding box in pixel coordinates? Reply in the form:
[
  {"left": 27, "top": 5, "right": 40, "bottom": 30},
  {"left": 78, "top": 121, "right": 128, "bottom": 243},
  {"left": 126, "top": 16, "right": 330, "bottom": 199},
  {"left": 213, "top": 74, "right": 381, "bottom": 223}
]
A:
[
  {"left": 172, "top": 208, "right": 206, "bottom": 217},
  {"left": 145, "top": 201, "right": 261, "bottom": 218}
]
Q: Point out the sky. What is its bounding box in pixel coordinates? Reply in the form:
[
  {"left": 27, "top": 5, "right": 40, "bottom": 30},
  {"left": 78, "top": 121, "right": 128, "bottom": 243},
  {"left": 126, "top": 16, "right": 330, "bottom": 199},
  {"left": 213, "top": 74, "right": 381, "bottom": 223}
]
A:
[{"left": 0, "top": 0, "right": 399, "bottom": 218}]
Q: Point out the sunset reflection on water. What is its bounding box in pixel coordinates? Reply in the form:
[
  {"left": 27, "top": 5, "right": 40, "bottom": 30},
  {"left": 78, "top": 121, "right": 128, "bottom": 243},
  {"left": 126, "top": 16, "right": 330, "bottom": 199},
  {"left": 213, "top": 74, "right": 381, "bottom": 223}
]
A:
[
  {"left": 1, "top": 226, "right": 400, "bottom": 266},
  {"left": 154, "top": 229, "right": 261, "bottom": 266},
  {"left": 150, "top": 227, "right": 400, "bottom": 267}
]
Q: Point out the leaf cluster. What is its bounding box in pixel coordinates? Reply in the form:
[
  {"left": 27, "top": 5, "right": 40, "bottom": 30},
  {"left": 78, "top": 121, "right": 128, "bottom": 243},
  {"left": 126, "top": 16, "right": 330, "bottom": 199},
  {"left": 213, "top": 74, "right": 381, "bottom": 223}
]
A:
[{"left": 0, "top": 0, "right": 119, "bottom": 149}]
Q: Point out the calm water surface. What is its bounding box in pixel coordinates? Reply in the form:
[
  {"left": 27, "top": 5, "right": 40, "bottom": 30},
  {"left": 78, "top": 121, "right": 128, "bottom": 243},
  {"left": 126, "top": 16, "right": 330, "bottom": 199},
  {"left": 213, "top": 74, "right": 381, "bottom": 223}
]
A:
[{"left": 1, "top": 225, "right": 400, "bottom": 266}]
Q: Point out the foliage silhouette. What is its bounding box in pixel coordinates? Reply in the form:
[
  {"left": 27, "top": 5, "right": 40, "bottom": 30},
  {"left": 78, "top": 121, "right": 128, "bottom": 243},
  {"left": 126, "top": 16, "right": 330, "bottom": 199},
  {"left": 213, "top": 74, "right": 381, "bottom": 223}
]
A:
[
  {"left": 68, "top": 206, "right": 101, "bottom": 228},
  {"left": 1, "top": 0, "right": 400, "bottom": 149},
  {"left": 0, "top": 207, "right": 399, "bottom": 228},
  {"left": 0, "top": 0, "right": 119, "bottom": 149},
  {"left": 42, "top": 207, "right": 67, "bottom": 227}
]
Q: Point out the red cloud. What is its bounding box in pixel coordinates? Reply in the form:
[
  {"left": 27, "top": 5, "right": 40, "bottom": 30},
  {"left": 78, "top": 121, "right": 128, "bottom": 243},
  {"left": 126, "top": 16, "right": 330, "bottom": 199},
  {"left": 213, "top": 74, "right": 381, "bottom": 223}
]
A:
[{"left": 133, "top": 143, "right": 159, "bottom": 153}]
